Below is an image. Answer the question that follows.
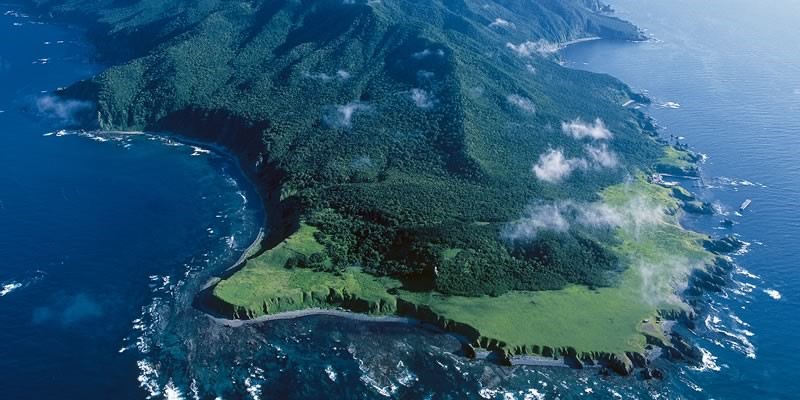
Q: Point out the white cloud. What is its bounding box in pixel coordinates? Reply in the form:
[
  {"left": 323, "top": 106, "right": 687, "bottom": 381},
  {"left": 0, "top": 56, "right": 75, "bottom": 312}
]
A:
[
  {"left": 532, "top": 145, "right": 618, "bottom": 183},
  {"left": 417, "top": 70, "right": 435, "bottom": 81},
  {"left": 506, "top": 94, "right": 536, "bottom": 113},
  {"left": 561, "top": 118, "right": 613, "bottom": 140},
  {"left": 504, "top": 197, "right": 666, "bottom": 241},
  {"left": 410, "top": 88, "right": 435, "bottom": 108},
  {"left": 585, "top": 143, "right": 618, "bottom": 168},
  {"left": 412, "top": 48, "right": 445, "bottom": 60},
  {"left": 36, "top": 95, "right": 93, "bottom": 125},
  {"left": 323, "top": 101, "right": 371, "bottom": 128},
  {"left": 506, "top": 40, "right": 559, "bottom": 57},
  {"left": 503, "top": 203, "right": 571, "bottom": 240},
  {"left": 525, "top": 64, "right": 537, "bottom": 74},
  {"left": 304, "top": 69, "right": 351, "bottom": 81},
  {"left": 489, "top": 18, "right": 515, "bottom": 29},
  {"left": 532, "top": 149, "right": 587, "bottom": 182}
]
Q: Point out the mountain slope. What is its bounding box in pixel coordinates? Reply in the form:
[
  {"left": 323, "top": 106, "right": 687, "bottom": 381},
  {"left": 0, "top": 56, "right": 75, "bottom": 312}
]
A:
[{"left": 33, "top": 0, "right": 666, "bottom": 295}]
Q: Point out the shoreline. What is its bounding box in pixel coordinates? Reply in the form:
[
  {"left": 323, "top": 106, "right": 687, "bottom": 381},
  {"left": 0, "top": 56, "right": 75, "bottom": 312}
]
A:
[
  {"left": 205, "top": 306, "right": 581, "bottom": 368},
  {"left": 558, "top": 36, "right": 602, "bottom": 50},
  {"left": 53, "top": 17, "right": 717, "bottom": 379},
  {"left": 100, "top": 129, "right": 271, "bottom": 262},
  {"left": 208, "top": 307, "right": 416, "bottom": 327},
  {"left": 96, "top": 129, "right": 272, "bottom": 294}
]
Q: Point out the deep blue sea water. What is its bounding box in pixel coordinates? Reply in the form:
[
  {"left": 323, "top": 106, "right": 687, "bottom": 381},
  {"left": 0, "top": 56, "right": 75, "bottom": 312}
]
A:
[
  {"left": 0, "top": 6, "right": 263, "bottom": 398},
  {"left": 562, "top": 1, "right": 800, "bottom": 398},
  {"left": 2, "top": 1, "right": 798, "bottom": 399}
]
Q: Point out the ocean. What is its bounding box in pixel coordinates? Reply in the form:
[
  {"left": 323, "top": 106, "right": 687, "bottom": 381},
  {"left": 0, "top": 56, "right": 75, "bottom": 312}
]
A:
[
  {"left": 562, "top": 0, "right": 800, "bottom": 398},
  {"left": 1, "top": 0, "right": 798, "bottom": 398}
]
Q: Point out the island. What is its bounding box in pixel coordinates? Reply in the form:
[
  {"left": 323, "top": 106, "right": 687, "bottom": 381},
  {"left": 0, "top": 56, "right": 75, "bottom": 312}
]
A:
[{"left": 30, "top": 0, "right": 734, "bottom": 375}]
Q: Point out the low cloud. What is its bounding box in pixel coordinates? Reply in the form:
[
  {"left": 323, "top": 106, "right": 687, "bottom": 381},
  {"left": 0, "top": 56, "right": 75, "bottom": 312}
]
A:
[
  {"left": 410, "top": 88, "right": 435, "bottom": 108},
  {"left": 561, "top": 118, "right": 613, "bottom": 140},
  {"left": 532, "top": 149, "right": 587, "bottom": 182},
  {"left": 638, "top": 257, "right": 695, "bottom": 306},
  {"left": 504, "top": 194, "right": 685, "bottom": 306},
  {"left": 504, "top": 196, "right": 666, "bottom": 241},
  {"left": 412, "top": 48, "right": 444, "bottom": 60},
  {"left": 533, "top": 144, "right": 619, "bottom": 183},
  {"left": 506, "top": 40, "right": 559, "bottom": 57},
  {"left": 506, "top": 94, "right": 536, "bottom": 113},
  {"left": 350, "top": 155, "right": 374, "bottom": 170},
  {"left": 468, "top": 86, "right": 485, "bottom": 99},
  {"left": 525, "top": 64, "right": 537, "bottom": 74},
  {"left": 585, "top": 143, "right": 618, "bottom": 168},
  {"left": 503, "top": 203, "right": 571, "bottom": 240},
  {"left": 32, "top": 293, "right": 104, "bottom": 326},
  {"left": 417, "top": 70, "right": 435, "bottom": 81},
  {"left": 489, "top": 18, "right": 515, "bottom": 29},
  {"left": 323, "top": 101, "right": 371, "bottom": 129},
  {"left": 304, "top": 69, "right": 351, "bottom": 81},
  {"left": 36, "top": 95, "right": 94, "bottom": 125}
]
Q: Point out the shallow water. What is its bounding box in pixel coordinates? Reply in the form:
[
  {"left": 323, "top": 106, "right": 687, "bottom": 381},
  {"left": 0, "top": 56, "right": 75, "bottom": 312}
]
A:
[{"left": 3, "top": 1, "right": 799, "bottom": 398}]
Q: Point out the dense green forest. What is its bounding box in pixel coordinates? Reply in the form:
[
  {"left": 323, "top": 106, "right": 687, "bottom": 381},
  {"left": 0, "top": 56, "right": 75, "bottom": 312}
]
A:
[{"left": 32, "top": 0, "right": 670, "bottom": 297}]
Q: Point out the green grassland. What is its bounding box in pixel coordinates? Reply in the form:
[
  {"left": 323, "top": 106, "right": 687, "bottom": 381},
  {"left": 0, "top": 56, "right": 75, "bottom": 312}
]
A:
[
  {"left": 213, "top": 225, "right": 401, "bottom": 318},
  {"left": 656, "top": 145, "right": 701, "bottom": 176},
  {"left": 213, "top": 178, "right": 714, "bottom": 358}
]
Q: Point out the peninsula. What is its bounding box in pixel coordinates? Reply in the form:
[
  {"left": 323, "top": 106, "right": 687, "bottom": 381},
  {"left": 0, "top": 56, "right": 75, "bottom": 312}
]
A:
[{"left": 30, "top": 0, "right": 729, "bottom": 374}]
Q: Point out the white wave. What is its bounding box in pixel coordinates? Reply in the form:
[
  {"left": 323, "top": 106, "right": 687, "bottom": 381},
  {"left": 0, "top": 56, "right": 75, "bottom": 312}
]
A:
[
  {"left": 0, "top": 282, "right": 22, "bottom": 296},
  {"left": 244, "top": 375, "right": 262, "bottom": 400},
  {"left": 395, "top": 361, "right": 417, "bottom": 387},
  {"left": 325, "top": 365, "right": 338, "bottom": 382},
  {"left": 733, "top": 280, "right": 756, "bottom": 294},
  {"left": 681, "top": 377, "right": 704, "bottom": 392},
  {"left": 137, "top": 359, "right": 161, "bottom": 398},
  {"left": 190, "top": 379, "right": 200, "bottom": 400},
  {"left": 190, "top": 146, "right": 210, "bottom": 156},
  {"left": 690, "top": 347, "right": 721, "bottom": 372},
  {"left": 730, "top": 313, "right": 751, "bottom": 327},
  {"left": 164, "top": 379, "right": 185, "bottom": 400},
  {"left": 1, "top": 270, "right": 46, "bottom": 297},
  {"left": 4, "top": 10, "right": 30, "bottom": 18},
  {"left": 764, "top": 289, "right": 782, "bottom": 300},
  {"left": 478, "top": 388, "right": 502, "bottom": 399},
  {"left": 705, "top": 313, "right": 757, "bottom": 359},
  {"left": 359, "top": 374, "right": 395, "bottom": 397},
  {"left": 732, "top": 240, "right": 751, "bottom": 256},
  {"left": 734, "top": 266, "right": 760, "bottom": 280},
  {"left": 661, "top": 101, "right": 681, "bottom": 109}
]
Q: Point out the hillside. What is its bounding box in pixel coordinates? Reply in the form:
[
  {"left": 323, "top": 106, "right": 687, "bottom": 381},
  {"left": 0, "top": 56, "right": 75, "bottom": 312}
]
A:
[{"left": 29, "top": 0, "right": 717, "bottom": 370}]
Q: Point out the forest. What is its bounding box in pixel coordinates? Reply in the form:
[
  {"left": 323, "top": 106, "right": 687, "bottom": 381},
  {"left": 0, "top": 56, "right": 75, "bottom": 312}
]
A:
[{"left": 34, "top": 0, "right": 668, "bottom": 297}]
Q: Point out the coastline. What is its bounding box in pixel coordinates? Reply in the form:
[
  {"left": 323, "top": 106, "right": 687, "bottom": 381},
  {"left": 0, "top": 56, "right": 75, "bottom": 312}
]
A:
[
  {"left": 101, "top": 129, "right": 271, "bottom": 261},
  {"left": 208, "top": 307, "right": 415, "bottom": 327},
  {"left": 97, "top": 53, "right": 722, "bottom": 377},
  {"left": 206, "top": 306, "right": 582, "bottom": 368},
  {"left": 31, "top": 3, "right": 727, "bottom": 378}
]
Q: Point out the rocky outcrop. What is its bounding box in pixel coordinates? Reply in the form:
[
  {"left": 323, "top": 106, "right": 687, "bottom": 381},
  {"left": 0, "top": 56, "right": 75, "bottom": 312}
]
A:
[{"left": 704, "top": 235, "right": 745, "bottom": 254}]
